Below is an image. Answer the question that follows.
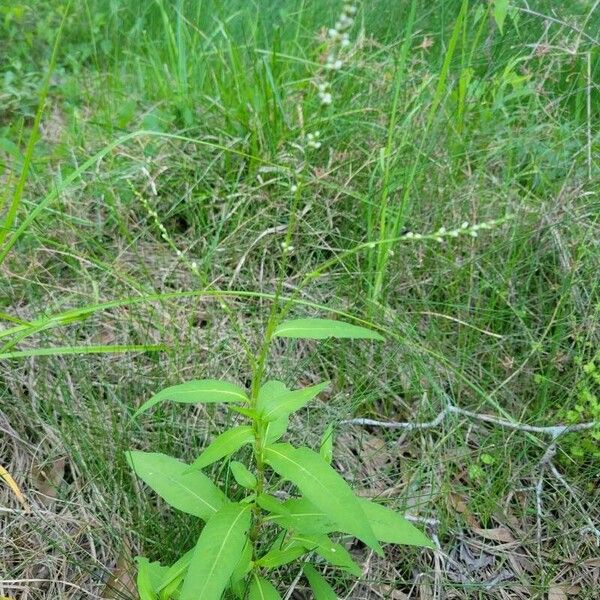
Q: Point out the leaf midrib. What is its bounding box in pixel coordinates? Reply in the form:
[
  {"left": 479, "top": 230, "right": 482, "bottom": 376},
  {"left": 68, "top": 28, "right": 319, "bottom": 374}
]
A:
[
  {"left": 159, "top": 387, "right": 246, "bottom": 401},
  {"left": 196, "top": 505, "right": 250, "bottom": 596},
  {"left": 157, "top": 472, "right": 220, "bottom": 513},
  {"left": 266, "top": 447, "right": 336, "bottom": 500}
]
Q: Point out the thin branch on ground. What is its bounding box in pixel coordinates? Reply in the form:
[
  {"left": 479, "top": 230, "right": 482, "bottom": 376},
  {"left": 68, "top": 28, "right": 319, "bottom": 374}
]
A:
[{"left": 343, "top": 401, "right": 600, "bottom": 544}]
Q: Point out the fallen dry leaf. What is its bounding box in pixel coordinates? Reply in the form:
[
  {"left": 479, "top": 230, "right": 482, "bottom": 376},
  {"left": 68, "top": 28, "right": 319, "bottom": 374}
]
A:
[
  {"left": 102, "top": 542, "right": 136, "bottom": 599},
  {"left": 472, "top": 527, "right": 515, "bottom": 543},
  {"left": 32, "top": 457, "right": 66, "bottom": 500},
  {"left": 418, "top": 36, "right": 435, "bottom": 51},
  {"left": 449, "top": 493, "right": 480, "bottom": 528},
  {"left": 0, "top": 463, "right": 30, "bottom": 511},
  {"left": 548, "top": 586, "right": 568, "bottom": 600}
]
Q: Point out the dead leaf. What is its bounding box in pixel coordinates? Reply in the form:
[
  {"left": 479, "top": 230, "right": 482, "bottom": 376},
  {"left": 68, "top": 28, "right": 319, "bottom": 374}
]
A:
[
  {"left": 507, "top": 551, "right": 536, "bottom": 575},
  {"left": 32, "top": 457, "right": 65, "bottom": 500},
  {"left": 376, "top": 586, "right": 409, "bottom": 600},
  {"left": 472, "top": 527, "right": 515, "bottom": 543},
  {"left": 418, "top": 36, "right": 434, "bottom": 51},
  {"left": 548, "top": 586, "right": 568, "bottom": 600},
  {"left": 102, "top": 542, "right": 136, "bottom": 599},
  {"left": 419, "top": 580, "right": 434, "bottom": 600},
  {"left": 0, "top": 463, "right": 30, "bottom": 511},
  {"left": 449, "top": 493, "right": 468, "bottom": 513},
  {"left": 449, "top": 493, "right": 479, "bottom": 528}
]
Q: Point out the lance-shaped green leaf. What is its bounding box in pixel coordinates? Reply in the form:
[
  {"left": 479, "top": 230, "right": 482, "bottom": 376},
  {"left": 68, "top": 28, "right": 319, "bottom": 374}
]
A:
[
  {"left": 265, "top": 497, "right": 335, "bottom": 536},
  {"left": 359, "top": 498, "right": 434, "bottom": 548},
  {"left": 136, "top": 557, "right": 168, "bottom": 600},
  {"left": 256, "top": 533, "right": 307, "bottom": 569},
  {"left": 249, "top": 574, "right": 282, "bottom": 600},
  {"left": 257, "top": 493, "right": 289, "bottom": 515},
  {"left": 320, "top": 424, "right": 334, "bottom": 464},
  {"left": 292, "top": 534, "right": 361, "bottom": 577},
  {"left": 180, "top": 502, "right": 252, "bottom": 600},
  {"left": 265, "top": 415, "right": 288, "bottom": 444},
  {"left": 257, "top": 382, "right": 329, "bottom": 422},
  {"left": 256, "top": 380, "right": 287, "bottom": 417},
  {"left": 135, "top": 379, "right": 248, "bottom": 417},
  {"left": 263, "top": 444, "right": 382, "bottom": 555},
  {"left": 273, "top": 318, "right": 384, "bottom": 341},
  {"left": 188, "top": 426, "right": 254, "bottom": 471},
  {"left": 267, "top": 496, "right": 432, "bottom": 548},
  {"left": 156, "top": 548, "right": 194, "bottom": 597},
  {"left": 258, "top": 382, "right": 291, "bottom": 439},
  {"left": 230, "top": 461, "right": 257, "bottom": 489},
  {"left": 493, "top": 0, "right": 509, "bottom": 34},
  {"left": 303, "top": 565, "right": 338, "bottom": 600},
  {"left": 256, "top": 544, "right": 306, "bottom": 569},
  {"left": 230, "top": 540, "right": 253, "bottom": 598},
  {"left": 258, "top": 380, "right": 289, "bottom": 400},
  {"left": 127, "top": 451, "right": 227, "bottom": 519}
]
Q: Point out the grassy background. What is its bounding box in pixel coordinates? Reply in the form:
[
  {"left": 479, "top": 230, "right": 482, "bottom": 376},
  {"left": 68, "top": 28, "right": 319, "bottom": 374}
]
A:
[{"left": 1, "top": 0, "right": 599, "bottom": 598}]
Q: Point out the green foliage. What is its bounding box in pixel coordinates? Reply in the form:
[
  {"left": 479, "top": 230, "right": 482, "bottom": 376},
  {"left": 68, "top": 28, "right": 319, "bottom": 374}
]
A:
[
  {"left": 493, "top": 0, "right": 510, "bottom": 34},
  {"left": 274, "top": 319, "right": 384, "bottom": 340},
  {"left": 188, "top": 426, "right": 255, "bottom": 471},
  {"left": 230, "top": 461, "right": 257, "bottom": 490},
  {"left": 179, "top": 503, "right": 252, "bottom": 600},
  {"left": 256, "top": 381, "right": 330, "bottom": 421},
  {"left": 303, "top": 564, "right": 338, "bottom": 599},
  {"left": 128, "top": 318, "right": 432, "bottom": 598},
  {"left": 134, "top": 379, "right": 248, "bottom": 417},
  {"left": 263, "top": 443, "right": 382, "bottom": 554},
  {"left": 126, "top": 451, "right": 228, "bottom": 520},
  {"left": 559, "top": 354, "right": 600, "bottom": 462},
  {"left": 249, "top": 574, "right": 281, "bottom": 600}
]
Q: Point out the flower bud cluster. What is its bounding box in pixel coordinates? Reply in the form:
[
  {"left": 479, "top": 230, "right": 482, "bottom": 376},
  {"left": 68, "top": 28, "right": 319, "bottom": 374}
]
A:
[
  {"left": 314, "top": 3, "right": 359, "bottom": 107},
  {"left": 135, "top": 186, "right": 199, "bottom": 275},
  {"left": 306, "top": 131, "right": 322, "bottom": 149},
  {"left": 401, "top": 218, "right": 507, "bottom": 243}
]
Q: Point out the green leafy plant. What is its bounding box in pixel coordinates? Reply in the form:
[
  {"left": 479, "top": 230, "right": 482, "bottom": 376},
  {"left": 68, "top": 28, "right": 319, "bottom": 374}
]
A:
[{"left": 128, "top": 316, "right": 433, "bottom": 599}]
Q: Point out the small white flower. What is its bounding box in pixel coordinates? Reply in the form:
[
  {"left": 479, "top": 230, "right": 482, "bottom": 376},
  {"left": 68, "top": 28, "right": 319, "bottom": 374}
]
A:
[
  {"left": 344, "top": 5, "right": 357, "bottom": 15},
  {"left": 320, "top": 92, "right": 332, "bottom": 105},
  {"left": 290, "top": 184, "right": 298, "bottom": 193},
  {"left": 461, "top": 221, "right": 469, "bottom": 229},
  {"left": 470, "top": 230, "right": 478, "bottom": 237},
  {"left": 328, "top": 28, "right": 339, "bottom": 38},
  {"left": 339, "top": 15, "right": 354, "bottom": 28},
  {"left": 333, "top": 60, "right": 343, "bottom": 70},
  {"left": 318, "top": 82, "right": 329, "bottom": 92},
  {"left": 190, "top": 261, "right": 198, "bottom": 271},
  {"left": 341, "top": 37, "right": 351, "bottom": 48}
]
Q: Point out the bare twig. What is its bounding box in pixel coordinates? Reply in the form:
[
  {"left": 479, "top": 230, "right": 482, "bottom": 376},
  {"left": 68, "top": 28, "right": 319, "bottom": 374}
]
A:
[
  {"left": 343, "top": 402, "right": 600, "bottom": 545},
  {"left": 343, "top": 405, "right": 599, "bottom": 438}
]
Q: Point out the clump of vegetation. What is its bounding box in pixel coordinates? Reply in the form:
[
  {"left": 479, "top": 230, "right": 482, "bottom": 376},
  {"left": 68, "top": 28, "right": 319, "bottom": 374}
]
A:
[{"left": 129, "top": 316, "right": 433, "bottom": 599}]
